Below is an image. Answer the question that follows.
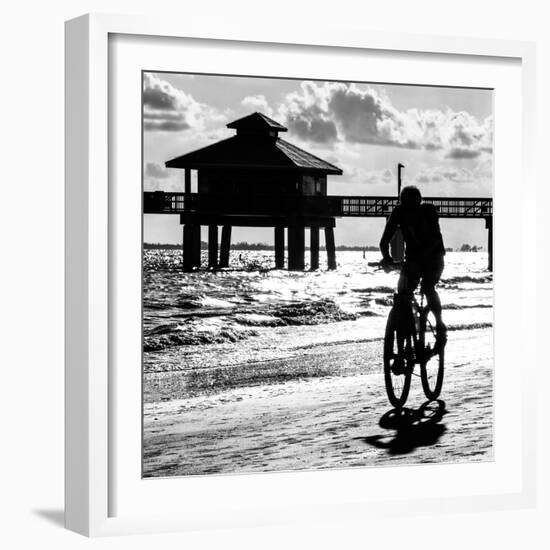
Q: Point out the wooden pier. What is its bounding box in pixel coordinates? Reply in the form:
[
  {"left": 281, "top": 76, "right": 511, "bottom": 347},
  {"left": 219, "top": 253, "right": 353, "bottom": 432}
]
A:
[
  {"left": 144, "top": 192, "right": 494, "bottom": 270},
  {"left": 144, "top": 192, "right": 493, "bottom": 219},
  {"left": 144, "top": 112, "right": 493, "bottom": 272}
]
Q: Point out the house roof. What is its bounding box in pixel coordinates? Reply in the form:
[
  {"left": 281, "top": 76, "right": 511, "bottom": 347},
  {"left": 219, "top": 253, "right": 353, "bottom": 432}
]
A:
[
  {"left": 165, "top": 113, "right": 343, "bottom": 175},
  {"left": 226, "top": 112, "right": 288, "bottom": 133}
]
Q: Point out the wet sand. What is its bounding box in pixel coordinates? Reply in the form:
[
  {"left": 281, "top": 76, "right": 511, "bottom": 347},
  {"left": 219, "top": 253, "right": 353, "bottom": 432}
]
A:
[{"left": 143, "top": 328, "right": 493, "bottom": 477}]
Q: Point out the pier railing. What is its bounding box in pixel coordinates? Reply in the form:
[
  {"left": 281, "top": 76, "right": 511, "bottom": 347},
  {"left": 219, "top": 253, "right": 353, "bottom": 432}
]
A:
[
  {"left": 338, "top": 196, "right": 492, "bottom": 218},
  {"left": 143, "top": 192, "right": 492, "bottom": 219}
]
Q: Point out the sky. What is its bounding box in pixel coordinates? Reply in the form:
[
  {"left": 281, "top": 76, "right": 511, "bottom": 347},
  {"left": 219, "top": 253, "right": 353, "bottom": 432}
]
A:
[{"left": 143, "top": 72, "right": 493, "bottom": 249}]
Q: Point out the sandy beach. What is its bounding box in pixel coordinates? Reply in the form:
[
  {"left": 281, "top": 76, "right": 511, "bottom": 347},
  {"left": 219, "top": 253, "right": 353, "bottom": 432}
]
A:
[{"left": 143, "top": 326, "right": 493, "bottom": 477}]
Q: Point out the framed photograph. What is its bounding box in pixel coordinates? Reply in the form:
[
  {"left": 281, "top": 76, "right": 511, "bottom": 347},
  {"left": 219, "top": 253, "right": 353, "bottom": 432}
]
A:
[{"left": 65, "top": 13, "right": 537, "bottom": 536}]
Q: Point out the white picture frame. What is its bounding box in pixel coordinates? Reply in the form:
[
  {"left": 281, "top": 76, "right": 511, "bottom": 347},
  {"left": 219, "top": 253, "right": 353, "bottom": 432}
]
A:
[{"left": 65, "top": 13, "right": 537, "bottom": 537}]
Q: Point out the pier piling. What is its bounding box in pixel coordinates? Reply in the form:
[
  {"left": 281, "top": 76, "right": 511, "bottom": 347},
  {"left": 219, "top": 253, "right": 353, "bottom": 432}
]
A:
[
  {"left": 208, "top": 225, "right": 218, "bottom": 269},
  {"left": 288, "top": 224, "right": 305, "bottom": 271},
  {"left": 486, "top": 217, "right": 493, "bottom": 271},
  {"left": 310, "top": 226, "right": 319, "bottom": 270},
  {"left": 219, "top": 225, "right": 232, "bottom": 268},
  {"left": 274, "top": 226, "right": 285, "bottom": 269},
  {"left": 325, "top": 227, "right": 336, "bottom": 270},
  {"left": 182, "top": 224, "right": 194, "bottom": 271},
  {"left": 192, "top": 225, "right": 201, "bottom": 267}
]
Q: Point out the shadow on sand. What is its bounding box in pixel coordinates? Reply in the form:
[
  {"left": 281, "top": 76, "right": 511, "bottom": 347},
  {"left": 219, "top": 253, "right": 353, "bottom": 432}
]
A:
[{"left": 356, "top": 400, "right": 448, "bottom": 455}]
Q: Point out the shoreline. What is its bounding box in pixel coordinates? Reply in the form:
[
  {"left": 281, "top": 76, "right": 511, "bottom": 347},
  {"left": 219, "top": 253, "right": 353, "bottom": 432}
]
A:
[
  {"left": 144, "top": 325, "right": 492, "bottom": 403},
  {"left": 143, "top": 326, "right": 493, "bottom": 477}
]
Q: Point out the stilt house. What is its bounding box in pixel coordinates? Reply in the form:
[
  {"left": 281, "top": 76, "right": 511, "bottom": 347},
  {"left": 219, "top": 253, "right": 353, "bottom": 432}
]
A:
[{"left": 163, "top": 112, "right": 343, "bottom": 270}]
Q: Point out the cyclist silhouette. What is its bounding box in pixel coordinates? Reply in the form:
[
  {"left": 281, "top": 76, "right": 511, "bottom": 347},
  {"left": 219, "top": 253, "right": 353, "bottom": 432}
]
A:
[{"left": 380, "top": 185, "right": 447, "bottom": 351}]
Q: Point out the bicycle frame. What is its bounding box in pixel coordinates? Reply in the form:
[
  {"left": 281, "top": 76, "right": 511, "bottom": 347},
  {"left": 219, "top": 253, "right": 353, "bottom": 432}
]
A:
[
  {"left": 383, "top": 264, "right": 446, "bottom": 407},
  {"left": 392, "top": 290, "right": 431, "bottom": 367}
]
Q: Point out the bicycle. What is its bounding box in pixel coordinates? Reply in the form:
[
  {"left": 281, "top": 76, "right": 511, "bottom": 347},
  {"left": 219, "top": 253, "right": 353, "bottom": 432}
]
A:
[{"left": 375, "top": 262, "right": 445, "bottom": 408}]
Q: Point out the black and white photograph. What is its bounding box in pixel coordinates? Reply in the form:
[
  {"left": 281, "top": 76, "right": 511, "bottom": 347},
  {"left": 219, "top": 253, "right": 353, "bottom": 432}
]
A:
[
  {"left": 141, "top": 72, "right": 494, "bottom": 478},
  {"left": 4, "top": 0, "right": 548, "bottom": 545}
]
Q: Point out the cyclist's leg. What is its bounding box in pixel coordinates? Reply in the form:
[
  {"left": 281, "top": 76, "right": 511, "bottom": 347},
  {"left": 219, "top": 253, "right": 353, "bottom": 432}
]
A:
[
  {"left": 388, "top": 262, "right": 419, "bottom": 374},
  {"left": 420, "top": 256, "right": 445, "bottom": 326},
  {"left": 397, "top": 261, "right": 420, "bottom": 296},
  {"left": 396, "top": 261, "right": 420, "bottom": 331},
  {"left": 423, "top": 286, "right": 443, "bottom": 327},
  {"left": 421, "top": 256, "right": 446, "bottom": 349}
]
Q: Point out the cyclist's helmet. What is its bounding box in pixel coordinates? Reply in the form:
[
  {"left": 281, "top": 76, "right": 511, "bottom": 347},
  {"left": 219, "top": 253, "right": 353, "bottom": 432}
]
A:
[{"left": 400, "top": 185, "right": 422, "bottom": 208}]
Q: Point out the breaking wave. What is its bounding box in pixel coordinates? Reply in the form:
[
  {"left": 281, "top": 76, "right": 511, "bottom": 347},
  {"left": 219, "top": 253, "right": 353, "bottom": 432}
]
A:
[
  {"left": 441, "top": 274, "right": 492, "bottom": 285},
  {"left": 144, "top": 299, "right": 358, "bottom": 351},
  {"left": 144, "top": 327, "right": 258, "bottom": 352},
  {"left": 142, "top": 250, "right": 494, "bottom": 370}
]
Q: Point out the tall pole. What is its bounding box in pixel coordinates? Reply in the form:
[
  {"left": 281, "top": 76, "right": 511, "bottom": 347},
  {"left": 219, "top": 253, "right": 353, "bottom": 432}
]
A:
[
  {"left": 486, "top": 217, "right": 493, "bottom": 272},
  {"left": 391, "top": 163, "right": 405, "bottom": 261}
]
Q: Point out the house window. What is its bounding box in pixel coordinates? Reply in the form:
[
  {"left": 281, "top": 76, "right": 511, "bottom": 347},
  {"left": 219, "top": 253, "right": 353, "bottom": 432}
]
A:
[{"left": 301, "top": 175, "right": 315, "bottom": 195}]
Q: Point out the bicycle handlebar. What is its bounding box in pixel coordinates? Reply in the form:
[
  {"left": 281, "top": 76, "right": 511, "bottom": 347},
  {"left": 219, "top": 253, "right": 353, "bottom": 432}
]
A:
[{"left": 368, "top": 260, "right": 403, "bottom": 270}]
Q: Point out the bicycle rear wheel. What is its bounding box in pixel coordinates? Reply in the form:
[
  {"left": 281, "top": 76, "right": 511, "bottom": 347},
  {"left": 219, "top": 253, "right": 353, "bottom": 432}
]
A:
[
  {"left": 384, "top": 309, "right": 413, "bottom": 408},
  {"left": 420, "top": 309, "right": 445, "bottom": 400}
]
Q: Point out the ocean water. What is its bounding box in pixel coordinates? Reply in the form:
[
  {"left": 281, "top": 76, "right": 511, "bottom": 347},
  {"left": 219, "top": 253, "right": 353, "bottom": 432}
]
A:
[{"left": 143, "top": 250, "right": 492, "bottom": 385}]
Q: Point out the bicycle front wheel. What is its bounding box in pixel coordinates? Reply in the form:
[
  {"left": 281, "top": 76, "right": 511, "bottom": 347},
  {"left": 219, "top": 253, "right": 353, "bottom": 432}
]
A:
[
  {"left": 384, "top": 309, "right": 413, "bottom": 408},
  {"left": 420, "top": 310, "right": 445, "bottom": 400}
]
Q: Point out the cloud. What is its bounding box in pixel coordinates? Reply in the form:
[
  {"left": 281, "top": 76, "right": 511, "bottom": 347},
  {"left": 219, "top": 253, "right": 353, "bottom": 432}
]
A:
[
  {"left": 143, "top": 76, "right": 492, "bottom": 160},
  {"left": 444, "top": 114, "right": 493, "bottom": 159},
  {"left": 144, "top": 177, "right": 183, "bottom": 192},
  {"left": 340, "top": 167, "right": 395, "bottom": 185},
  {"left": 473, "top": 157, "right": 493, "bottom": 180},
  {"left": 416, "top": 166, "right": 473, "bottom": 184},
  {"left": 278, "top": 82, "right": 338, "bottom": 143},
  {"left": 276, "top": 81, "right": 493, "bottom": 159},
  {"left": 145, "top": 162, "right": 170, "bottom": 179},
  {"left": 143, "top": 73, "right": 223, "bottom": 132},
  {"left": 288, "top": 117, "right": 338, "bottom": 144},
  {"left": 414, "top": 159, "right": 492, "bottom": 186},
  {"left": 381, "top": 169, "right": 394, "bottom": 183},
  {"left": 329, "top": 84, "right": 416, "bottom": 147},
  {"left": 241, "top": 95, "right": 273, "bottom": 116},
  {"left": 144, "top": 160, "right": 188, "bottom": 192}
]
